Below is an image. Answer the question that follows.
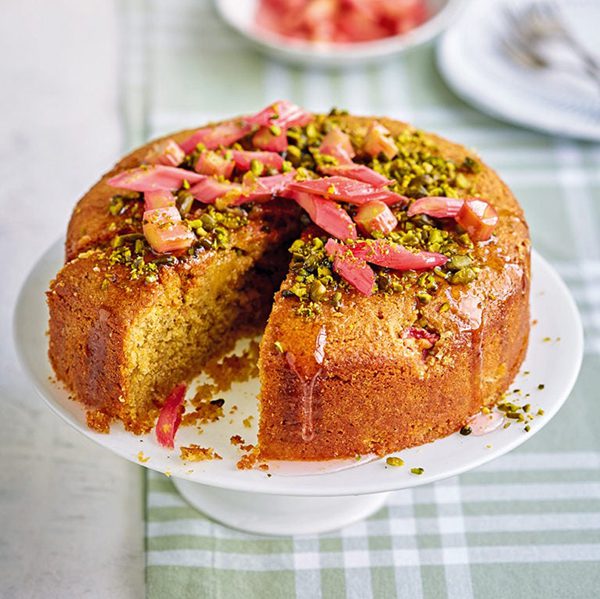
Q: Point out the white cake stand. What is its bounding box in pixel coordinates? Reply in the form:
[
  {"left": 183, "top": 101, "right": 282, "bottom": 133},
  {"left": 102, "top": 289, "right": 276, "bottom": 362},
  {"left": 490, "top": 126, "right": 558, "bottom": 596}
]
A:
[{"left": 14, "top": 239, "right": 583, "bottom": 535}]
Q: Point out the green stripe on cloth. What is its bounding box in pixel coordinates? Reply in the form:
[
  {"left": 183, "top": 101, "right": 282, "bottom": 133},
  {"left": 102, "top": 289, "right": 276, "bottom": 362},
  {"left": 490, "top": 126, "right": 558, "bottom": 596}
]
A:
[{"left": 118, "top": 1, "right": 600, "bottom": 597}]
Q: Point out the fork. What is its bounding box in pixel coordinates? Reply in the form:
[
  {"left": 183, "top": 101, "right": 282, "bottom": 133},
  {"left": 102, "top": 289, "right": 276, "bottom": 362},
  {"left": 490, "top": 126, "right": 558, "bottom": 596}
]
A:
[{"left": 502, "top": 1, "right": 600, "bottom": 92}]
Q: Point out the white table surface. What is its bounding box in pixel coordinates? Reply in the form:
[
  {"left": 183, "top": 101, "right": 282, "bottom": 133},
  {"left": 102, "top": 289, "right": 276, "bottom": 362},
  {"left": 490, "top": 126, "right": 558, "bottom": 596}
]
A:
[{"left": 1, "top": 1, "right": 144, "bottom": 597}]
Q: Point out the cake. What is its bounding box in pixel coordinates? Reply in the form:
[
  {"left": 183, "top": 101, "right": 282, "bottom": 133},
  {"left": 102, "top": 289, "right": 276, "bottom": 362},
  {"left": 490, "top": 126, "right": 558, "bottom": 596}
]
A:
[{"left": 47, "top": 101, "right": 530, "bottom": 459}]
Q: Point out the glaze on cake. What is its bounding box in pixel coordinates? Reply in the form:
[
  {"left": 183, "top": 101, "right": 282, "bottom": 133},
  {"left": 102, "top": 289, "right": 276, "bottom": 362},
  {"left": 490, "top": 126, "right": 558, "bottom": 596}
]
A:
[{"left": 47, "top": 102, "right": 530, "bottom": 459}]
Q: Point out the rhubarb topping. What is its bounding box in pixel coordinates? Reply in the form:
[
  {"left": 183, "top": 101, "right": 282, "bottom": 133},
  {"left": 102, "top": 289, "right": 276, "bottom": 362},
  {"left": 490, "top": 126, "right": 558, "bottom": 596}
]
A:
[
  {"left": 363, "top": 122, "right": 398, "bottom": 160},
  {"left": 231, "top": 150, "right": 285, "bottom": 172},
  {"left": 456, "top": 199, "right": 499, "bottom": 242},
  {"left": 156, "top": 383, "right": 187, "bottom": 448},
  {"left": 319, "top": 127, "right": 355, "bottom": 164},
  {"left": 353, "top": 200, "right": 398, "bottom": 236},
  {"left": 245, "top": 100, "right": 314, "bottom": 130},
  {"left": 252, "top": 126, "right": 289, "bottom": 152},
  {"left": 188, "top": 171, "right": 296, "bottom": 206},
  {"left": 143, "top": 139, "right": 185, "bottom": 167},
  {"left": 189, "top": 177, "right": 241, "bottom": 204},
  {"left": 408, "top": 196, "right": 498, "bottom": 241},
  {"left": 408, "top": 196, "right": 464, "bottom": 219},
  {"left": 286, "top": 190, "right": 357, "bottom": 241},
  {"left": 104, "top": 101, "right": 488, "bottom": 317},
  {"left": 144, "top": 190, "right": 176, "bottom": 211},
  {"left": 180, "top": 121, "right": 253, "bottom": 154},
  {"left": 235, "top": 172, "right": 297, "bottom": 204},
  {"left": 325, "top": 239, "right": 375, "bottom": 295},
  {"left": 194, "top": 151, "right": 235, "bottom": 179},
  {"left": 108, "top": 166, "right": 204, "bottom": 192},
  {"left": 288, "top": 176, "right": 407, "bottom": 206},
  {"left": 143, "top": 206, "right": 195, "bottom": 253},
  {"left": 320, "top": 164, "right": 393, "bottom": 187},
  {"left": 352, "top": 240, "right": 448, "bottom": 270}
]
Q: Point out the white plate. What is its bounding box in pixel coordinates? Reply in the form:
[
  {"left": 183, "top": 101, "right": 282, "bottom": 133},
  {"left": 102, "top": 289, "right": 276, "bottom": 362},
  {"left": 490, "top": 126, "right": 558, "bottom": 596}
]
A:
[
  {"left": 437, "top": 0, "right": 600, "bottom": 141},
  {"left": 15, "top": 240, "right": 582, "bottom": 498},
  {"left": 215, "top": 0, "right": 466, "bottom": 68}
]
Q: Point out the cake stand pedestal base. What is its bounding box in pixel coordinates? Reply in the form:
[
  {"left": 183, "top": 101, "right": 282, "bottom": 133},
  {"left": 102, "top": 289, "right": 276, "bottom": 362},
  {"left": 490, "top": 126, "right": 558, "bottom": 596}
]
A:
[{"left": 172, "top": 478, "right": 391, "bottom": 536}]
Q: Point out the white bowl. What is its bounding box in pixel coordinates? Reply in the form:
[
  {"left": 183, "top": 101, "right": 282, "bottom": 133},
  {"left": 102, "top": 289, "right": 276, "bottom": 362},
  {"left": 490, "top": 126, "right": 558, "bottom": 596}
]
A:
[{"left": 215, "top": 0, "right": 466, "bottom": 68}]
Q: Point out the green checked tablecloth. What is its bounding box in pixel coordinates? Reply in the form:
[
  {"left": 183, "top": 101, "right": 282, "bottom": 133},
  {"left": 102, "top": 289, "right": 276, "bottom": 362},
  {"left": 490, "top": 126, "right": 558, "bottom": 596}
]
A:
[{"left": 121, "top": 2, "right": 600, "bottom": 597}]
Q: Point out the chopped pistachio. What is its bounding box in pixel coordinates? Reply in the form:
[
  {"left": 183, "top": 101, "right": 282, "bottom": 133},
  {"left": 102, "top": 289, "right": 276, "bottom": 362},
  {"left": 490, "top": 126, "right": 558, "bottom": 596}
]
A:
[
  {"left": 455, "top": 173, "right": 470, "bottom": 189},
  {"left": 112, "top": 233, "right": 144, "bottom": 248},
  {"left": 416, "top": 290, "right": 432, "bottom": 304},
  {"left": 305, "top": 122, "right": 318, "bottom": 140},
  {"left": 286, "top": 145, "right": 302, "bottom": 165},
  {"left": 449, "top": 267, "right": 477, "bottom": 285},
  {"left": 250, "top": 159, "right": 264, "bottom": 177},
  {"left": 331, "top": 291, "right": 342, "bottom": 308},
  {"left": 176, "top": 191, "right": 194, "bottom": 216},
  {"left": 310, "top": 279, "right": 327, "bottom": 302},
  {"left": 461, "top": 156, "right": 481, "bottom": 174},
  {"left": 447, "top": 254, "right": 472, "bottom": 271}
]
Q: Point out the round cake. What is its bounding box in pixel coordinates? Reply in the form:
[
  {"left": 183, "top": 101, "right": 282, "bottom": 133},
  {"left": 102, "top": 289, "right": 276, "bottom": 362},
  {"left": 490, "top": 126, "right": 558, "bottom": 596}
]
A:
[{"left": 47, "top": 101, "right": 530, "bottom": 460}]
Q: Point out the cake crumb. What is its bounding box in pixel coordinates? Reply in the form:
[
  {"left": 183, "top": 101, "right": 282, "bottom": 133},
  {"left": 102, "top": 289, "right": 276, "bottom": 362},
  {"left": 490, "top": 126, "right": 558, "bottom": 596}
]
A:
[
  {"left": 194, "top": 383, "right": 218, "bottom": 402},
  {"left": 137, "top": 451, "right": 150, "bottom": 463},
  {"left": 229, "top": 405, "right": 238, "bottom": 415},
  {"left": 230, "top": 435, "right": 254, "bottom": 452},
  {"left": 164, "top": 470, "right": 172, "bottom": 477},
  {"left": 236, "top": 447, "right": 258, "bottom": 470},
  {"left": 181, "top": 386, "right": 224, "bottom": 426},
  {"left": 204, "top": 340, "right": 260, "bottom": 392},
  {"left": 180, "top": 445, "right": 222, "bottom": 462},
  {"left": 258, "top": 463, "right": 269, "bottom": 471},
  {"left": 243, "top": 415, "right": 254, "bottom": 428},
  {"left": 87, "top": 410, "right": 111, "bottom": 433}
]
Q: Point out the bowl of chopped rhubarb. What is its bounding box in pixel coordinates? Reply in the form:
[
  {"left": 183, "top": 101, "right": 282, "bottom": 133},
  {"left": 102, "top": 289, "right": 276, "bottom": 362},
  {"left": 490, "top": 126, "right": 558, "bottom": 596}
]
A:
[{"left": 215, "top": 0, "right": 465, "bottom": 67}]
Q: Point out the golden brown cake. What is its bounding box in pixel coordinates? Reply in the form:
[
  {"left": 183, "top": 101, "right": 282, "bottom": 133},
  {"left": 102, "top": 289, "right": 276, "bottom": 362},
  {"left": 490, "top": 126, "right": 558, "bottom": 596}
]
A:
[{"left": 47, "top": 102, "right": 530, "bottom": 458}]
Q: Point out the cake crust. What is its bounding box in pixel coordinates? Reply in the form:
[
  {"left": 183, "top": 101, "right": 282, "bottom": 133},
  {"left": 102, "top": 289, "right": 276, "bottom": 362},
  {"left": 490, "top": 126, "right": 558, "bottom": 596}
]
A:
[
  {"left": 259, "top": 117, "right": 529, "bottom": 459},
  {"left": 48, "top": 112, "right": 530, "bottom": 458},
  {"left": 49, "top": 129, "right": 300, "bottom": 433}
]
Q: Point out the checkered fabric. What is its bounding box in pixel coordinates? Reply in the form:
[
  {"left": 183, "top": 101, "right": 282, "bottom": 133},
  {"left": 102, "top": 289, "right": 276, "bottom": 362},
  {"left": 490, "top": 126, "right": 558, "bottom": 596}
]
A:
[{"left": 121, "top": 1, "right": 600, "bottom": 597}]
